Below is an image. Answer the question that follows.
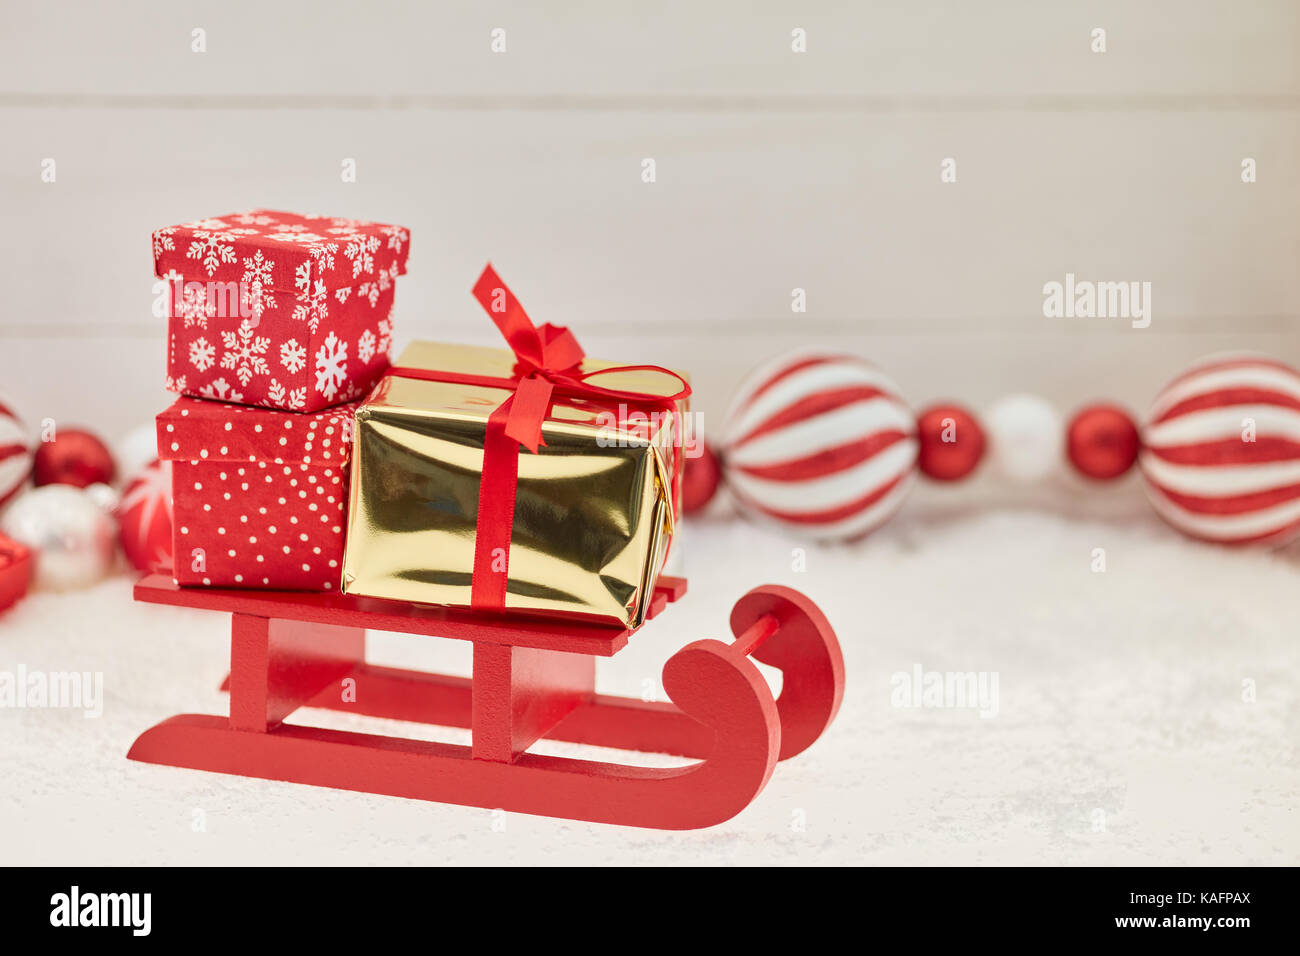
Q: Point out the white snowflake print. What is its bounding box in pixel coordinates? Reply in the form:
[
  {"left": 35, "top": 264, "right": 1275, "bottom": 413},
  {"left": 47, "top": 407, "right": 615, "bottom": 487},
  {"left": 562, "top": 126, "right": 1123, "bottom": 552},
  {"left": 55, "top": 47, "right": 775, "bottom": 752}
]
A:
[
  {"left": 200, "top": 377, "right": 244, "bottom": 403},
  {"left": 268, "top": 379, "right": 307, "bottom": 410},
  {"left": 177, "top": 283, "right": 217, "bottom": 329},
  {"left": 292, "top": 257, "right": 332, "bottom": 333},
  {"left": 152, "top": 227, "right": 176, "bottom": 259},
  {"left": 380, "top": 225, "right": 408, "bottom": 254},
  {"left": 342, "top": 234, "right": 380, "bottom": 277},
  {"left": 163, "top": 373, "right": 187, "bottom": 393},
  {"left": 189, "top": 337, "right": 216, "bottom": 372},
  {"left": 280, "top": 339, "right": 307, "bottom": 374},
  {"left": 292, "top": 283, "right": 328, "bottom": 333},
  {"left": 162, "top": 267, "right": 216, "bottom": 328},
  {"left": 306, "top": 241, "right": 338, "bottom": 272},
  {"left": 182, "top": 217, "right": 230, "bottom": 230},
  {"left": 220, "top": 321, "right": 272, "bottom": 386},
  {"left": 312, "top": 290, "right": 329, "bottom": 330},
  {"left": 186, "top": 231, "right": 238, "bottom": 276},
  {"left": 356, "top": 329, "right": 376, "bottom": 364},
  {"left": 231, "top": 212, "right": 274, "bottom": 227},
  {"left": 240, "top": 250, "right": 277, "bottom": 320},
  {"left": 242, "top": 250, "right": 274, "bottom": 287},
  {"left": 269, "top": 230, "right": 328, "bottom": 245},
  {"left": 357, "top": 264, "right": 393, "bottom": 307},
  {"left": 376, "top": 317, "right": 393, "bottom": 357},
  {"left": 334, "top": 287, "right": 351, "bottom": 304},
  {"left": 314, "top": 331, "right": 349, "bottom": 400}
]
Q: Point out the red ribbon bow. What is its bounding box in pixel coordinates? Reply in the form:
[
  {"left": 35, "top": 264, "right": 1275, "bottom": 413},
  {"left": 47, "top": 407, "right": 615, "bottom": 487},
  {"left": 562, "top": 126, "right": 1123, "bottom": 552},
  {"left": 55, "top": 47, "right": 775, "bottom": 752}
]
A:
[{"left": 389, "top": 264, "right": 690, "bottom": 613}]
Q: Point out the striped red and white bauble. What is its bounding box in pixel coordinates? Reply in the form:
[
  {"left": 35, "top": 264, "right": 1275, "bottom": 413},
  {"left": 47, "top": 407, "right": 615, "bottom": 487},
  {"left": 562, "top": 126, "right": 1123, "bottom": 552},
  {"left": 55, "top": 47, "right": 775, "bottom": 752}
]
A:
[
  {"left": 0, "top": 401, "right": 33, "bottom": 508},
  {"left": 116, "top": 459, "right": 174, "bottom": 573},
  {"left": 720, "top": 351, "right": 918, "bottom": 541},
  {"left": 1139, "top": 353, "right": 1300, "bottom": 546}
]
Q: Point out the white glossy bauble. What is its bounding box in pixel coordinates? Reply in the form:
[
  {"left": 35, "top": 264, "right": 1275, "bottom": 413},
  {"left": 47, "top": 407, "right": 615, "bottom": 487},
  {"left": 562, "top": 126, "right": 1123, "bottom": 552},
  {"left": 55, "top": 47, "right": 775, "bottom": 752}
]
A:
[
  {"left": 1, "top": 485, "right": 116, "bottom": 590},
  {"left": 116, "top": 423, "right": 160, "bottom": 482},
  {"left": 986, "top": 394, "right": 1062, "bottom": 483}
]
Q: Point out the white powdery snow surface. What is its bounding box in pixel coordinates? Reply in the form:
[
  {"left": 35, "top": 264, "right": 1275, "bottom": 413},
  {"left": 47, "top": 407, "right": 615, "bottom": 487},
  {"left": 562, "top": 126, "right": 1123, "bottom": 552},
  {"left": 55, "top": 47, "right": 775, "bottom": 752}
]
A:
[{"left": 1, "top": 493, "right": 1297, "bottom": 865}]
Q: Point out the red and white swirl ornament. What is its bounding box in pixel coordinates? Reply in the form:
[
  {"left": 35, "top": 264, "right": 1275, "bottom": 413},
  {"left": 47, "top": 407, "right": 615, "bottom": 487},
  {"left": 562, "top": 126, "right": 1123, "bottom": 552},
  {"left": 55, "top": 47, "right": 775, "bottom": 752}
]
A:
[
  {"left": 1139, "top": 353, "right": 1300, "bottom": 546},
  {"left": 117, "top": 459, "right": 175, "bottom": 573},
  {"left": 0, "top": 401, "right": 32, "bottom": 508},
  {"left": 720, "top": 351, "right": 918, "bottom": 541}
]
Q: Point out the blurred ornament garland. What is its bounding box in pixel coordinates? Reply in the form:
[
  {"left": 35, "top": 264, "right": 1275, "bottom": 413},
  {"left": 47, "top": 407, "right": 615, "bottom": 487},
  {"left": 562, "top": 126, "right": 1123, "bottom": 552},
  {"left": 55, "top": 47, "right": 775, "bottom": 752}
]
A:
[
  {"left": 0, "top": 347, "right": 1295, "bottom": 612},
  {"left": 688, "top": 350, "right": 1300, "bottom": 549},
  {"left": 0, "top": 408, "right": 175, "bottom": 610}
]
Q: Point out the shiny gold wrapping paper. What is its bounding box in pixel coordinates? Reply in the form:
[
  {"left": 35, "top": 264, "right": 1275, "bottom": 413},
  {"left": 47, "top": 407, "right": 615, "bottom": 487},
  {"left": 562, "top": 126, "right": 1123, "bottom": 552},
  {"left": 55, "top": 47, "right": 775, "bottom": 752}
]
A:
[{"left": 341, "top": 342, "right": 686, "bottom": 627}]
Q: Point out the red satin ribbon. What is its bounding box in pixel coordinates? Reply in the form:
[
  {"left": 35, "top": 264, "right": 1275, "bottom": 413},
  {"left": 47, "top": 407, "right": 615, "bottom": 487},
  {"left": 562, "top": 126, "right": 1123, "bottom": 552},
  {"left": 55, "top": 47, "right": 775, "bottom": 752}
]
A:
[{"left": 389, "top": 263, "right": 691, "bottom": 612}]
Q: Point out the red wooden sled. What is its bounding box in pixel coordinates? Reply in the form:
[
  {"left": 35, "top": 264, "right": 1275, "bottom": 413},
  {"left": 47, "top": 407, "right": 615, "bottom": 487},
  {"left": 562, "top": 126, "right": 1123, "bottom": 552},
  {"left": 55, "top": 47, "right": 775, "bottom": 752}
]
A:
[{"left": 128, "top": 574, "right": 844, "bottom": 830}]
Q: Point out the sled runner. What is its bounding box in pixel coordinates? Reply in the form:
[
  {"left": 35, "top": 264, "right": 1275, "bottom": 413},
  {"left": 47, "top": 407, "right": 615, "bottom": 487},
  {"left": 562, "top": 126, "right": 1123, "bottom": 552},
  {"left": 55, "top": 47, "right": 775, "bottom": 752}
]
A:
[{"left": 127, "top": 575, "right": 844, "bottom": 830}]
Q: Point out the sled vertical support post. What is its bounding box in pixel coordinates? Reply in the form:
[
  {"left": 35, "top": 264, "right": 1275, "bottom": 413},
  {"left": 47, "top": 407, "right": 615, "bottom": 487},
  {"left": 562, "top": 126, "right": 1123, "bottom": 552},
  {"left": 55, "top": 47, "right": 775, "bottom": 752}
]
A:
[
  {"left": 471, "top": 642, "right": 596, "bottom": 762},
  {"left": 228, "top": 613, "right": 365, "bottom": 732}
]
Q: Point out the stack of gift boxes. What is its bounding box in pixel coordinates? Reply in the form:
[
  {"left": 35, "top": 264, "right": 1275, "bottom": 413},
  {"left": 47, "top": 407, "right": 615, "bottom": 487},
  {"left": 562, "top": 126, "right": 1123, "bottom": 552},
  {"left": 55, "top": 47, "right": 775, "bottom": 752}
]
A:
[
  {"left": 153, "top": 210, "right": 411, "bottom": 591},
  {"left": 152, "top": 212, "right": 687, "bottom": 628}
]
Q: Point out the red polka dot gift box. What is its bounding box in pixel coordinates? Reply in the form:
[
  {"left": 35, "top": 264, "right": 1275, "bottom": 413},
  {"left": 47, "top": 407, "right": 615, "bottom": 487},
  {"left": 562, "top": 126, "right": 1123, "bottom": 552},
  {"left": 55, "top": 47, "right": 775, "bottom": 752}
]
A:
[
  {"left": 153, "top": 210, "right": 410, "bottom": 413},
  {"left": 156, "top": 396, "right": 359, "bottom": 590}
]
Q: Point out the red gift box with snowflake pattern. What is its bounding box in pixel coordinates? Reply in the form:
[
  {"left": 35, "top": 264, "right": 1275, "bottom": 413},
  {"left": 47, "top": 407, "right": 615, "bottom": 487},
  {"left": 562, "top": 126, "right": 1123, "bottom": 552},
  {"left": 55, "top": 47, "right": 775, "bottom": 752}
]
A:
[
  {"left": 153, "top": 210, "right": 410, "bottom": 412},
  {"left": 157, "top": 395, "right": 359, "bottom": 590}
]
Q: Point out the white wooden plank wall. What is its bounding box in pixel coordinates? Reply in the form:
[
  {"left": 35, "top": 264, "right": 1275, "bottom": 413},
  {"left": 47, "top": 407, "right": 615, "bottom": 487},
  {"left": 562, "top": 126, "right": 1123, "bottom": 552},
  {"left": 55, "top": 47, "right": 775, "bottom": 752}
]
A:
[{"left": 1, "top": 1, "right": 1296, "bottom": 440}]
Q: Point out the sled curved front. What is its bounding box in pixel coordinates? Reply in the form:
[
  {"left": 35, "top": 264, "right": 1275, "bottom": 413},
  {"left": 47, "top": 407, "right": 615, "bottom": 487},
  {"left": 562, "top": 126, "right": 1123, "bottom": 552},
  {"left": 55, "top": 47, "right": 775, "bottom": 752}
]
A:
[
  {"left": 127, "top": 574, "right": 841, "bottom": 829},
  {"left": 730, "top": 585, "right": 845, "bottom": 760}
]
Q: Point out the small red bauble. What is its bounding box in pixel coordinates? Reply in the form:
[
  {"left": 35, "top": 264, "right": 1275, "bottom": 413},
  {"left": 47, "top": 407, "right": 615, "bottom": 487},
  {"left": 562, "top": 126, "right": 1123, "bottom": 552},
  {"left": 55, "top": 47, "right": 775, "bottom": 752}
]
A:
[
  {"left": 117, "top": 460, "right": 174, "bottom": 574},
  {"left": 682, "top": 442, "right": 723, "bottom": 514},
  {"left": 1066, "top": 404, "right": 1139, "bottom": 480},
  {"left": 32, "top": 427, "right": 116, "bottom": 489},
  {"left": 916, "top": 404, "right": 986, "bottom": 481}
]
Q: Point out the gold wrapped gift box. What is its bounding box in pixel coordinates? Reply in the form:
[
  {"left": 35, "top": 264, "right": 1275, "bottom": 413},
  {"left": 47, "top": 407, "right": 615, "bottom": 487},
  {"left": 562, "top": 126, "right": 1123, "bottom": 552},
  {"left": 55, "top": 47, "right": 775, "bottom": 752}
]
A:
[{"left": 341, "top": 341, "right": 686, "bottom": 627}]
